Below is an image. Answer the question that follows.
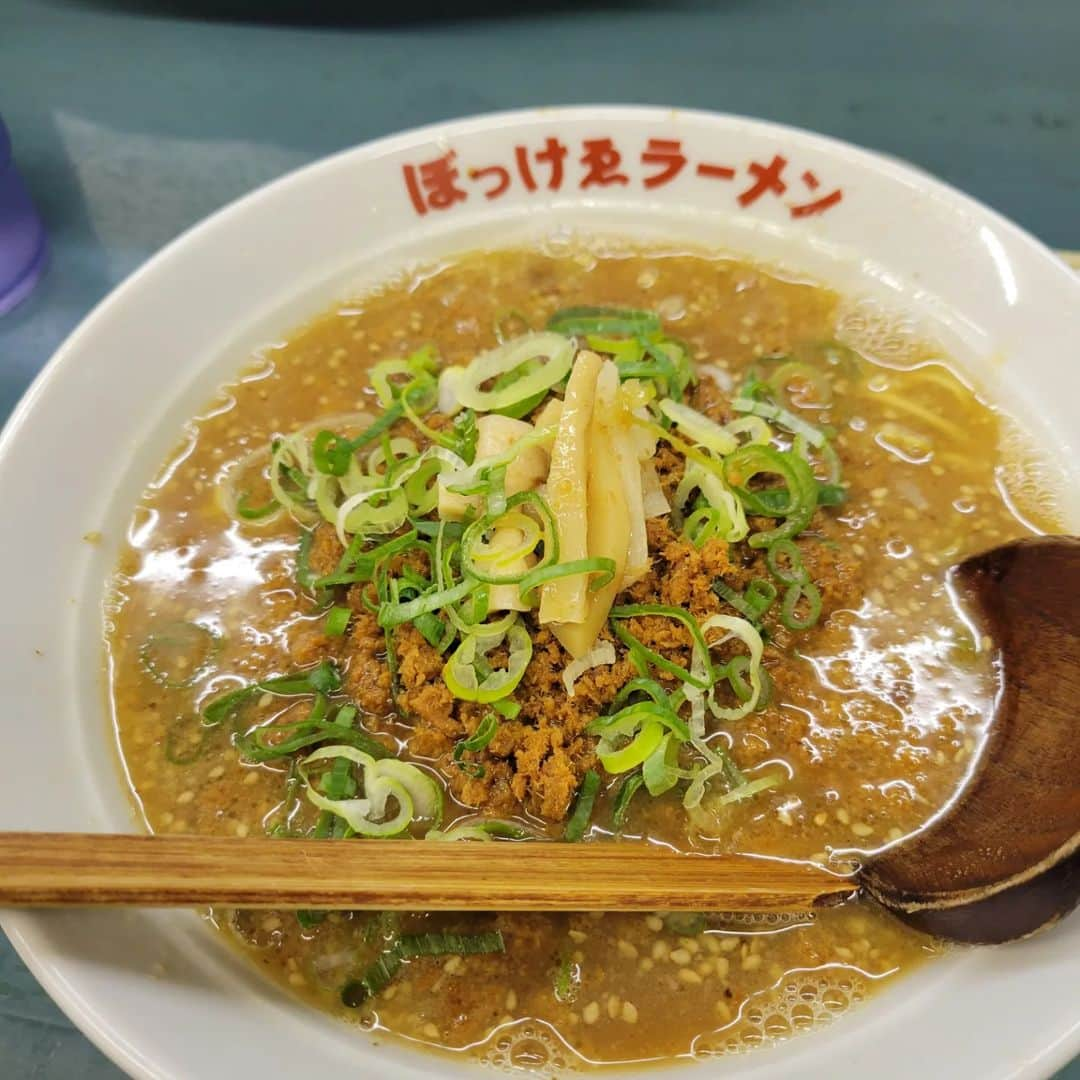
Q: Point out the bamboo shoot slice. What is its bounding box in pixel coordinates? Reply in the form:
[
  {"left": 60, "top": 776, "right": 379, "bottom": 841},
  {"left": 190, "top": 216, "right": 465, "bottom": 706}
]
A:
[
  {"left": 539, "top": 350, "right": 603, "bottom": 626},
  {"left": 553, "top": 360, "right": 631, "bottom": 659}
]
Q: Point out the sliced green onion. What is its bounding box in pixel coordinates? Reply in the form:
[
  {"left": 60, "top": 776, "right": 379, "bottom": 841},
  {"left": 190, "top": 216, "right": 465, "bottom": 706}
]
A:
[
  {"left": 311, "top": 400, "right": 408, "bottom": 479},
  {"left": 697, "top": 614, "right": 765, "bottom": 723},
  {"left": 459, "top": 490, "right": 559, "bottom": 585},
  {"left": 609, "top": 604, "right": 716, "bottom": 690},
  {"left": 658, "top": 398, "right": 738, "bottom": 456},
  {"left": 780, "top": 580, "right": 823, "bottom": 630},
  {"left": 553, "top": 954, "right": 581, "bottom": 1003},
  {"left": 766, "top": 538, "right": 809, "bottom": 585},
  {"left": 673, "top": 460, "right": 749, "bottom": 544},
  {"left": 722, "top": 444, "right": 818, "bottom": 550},
  {"left": 396, "top": 930, "right": 505, "bottom": 958},
  {"left": 299, "top": 746, "right": 443, "bottom": 838},
  {"left": 731, "top": 395, "right": 827, "bottom": 448},
  {"left": 235, "top": 492, "right": 280, "bottom": 521},
  {"left": 663, "top": 912, "right": 707, "bottom": 935},
  {"left": 236, "top": 714, "right": 390, "bottom": 764},
  {"left": 341, "top": 950, "right": 404, "bottom": 1008},
  {"left": 324, "top": 605, "right": 351, "bottom": 637},
  {"left": 723, "top": 414, "right": 773, "bottom": 446},
  {"left": 268, "top": 436, "right": 320, "bottom": 523},
  {"left": 611, "top": 773, "right": 645, "bottom": 831},
  {"left": 342, "top": 929, "right": 505, "bottom": 1008},
  {"left": 139, "top": 621, "right": 220, "bottom": 689},
  {"left": 443, "top": 621, "right": 532, "bottom": 703},
  {"left": 767, "top": 358, "right": 834, "bottom": 407},
  {"left": 711, "top": 579, "right": 776, "bottom": 625},
  {"left": 316, "top": 530, "right": 419, "bottom": 588},
  {"left": 817, "top": 482, "right": 847, "bottom": 507},
  {"left": 517, "top": 557, "right": 615, "bottom": 605},
  {"left": 588, "top": 700, "right": 690, "bottom": 742},
  {"left": 715, "top": 771, "right": 784, "bottom": 806},
  {"left": 548, "top": 306, "right": 661, "bottom": 337},
  {"left": 683, "top": 506, "right": 728, "bottom": 548},
  {"left": 598, "top": 719, "right": 665, "bottom": 774},
  {"left": 452, "top": 712, "right": 499, "bottom": 778},
  {"left": 563, "top": 769, "right": 600, "bottom": 841},
  {"left": 611, "top": 621, "right": 695, "bottom": 687},
  {"left": 454, "top": 332, "right": 574, "bottom": 412},
  {"left": 202, "top": 660, "right": 342, "bottom": 726},
  {"left": 378, "top": 576, "right": 475, "bottom": 629},
  {"left": 295, "top": 529, "right": 318, "bottom": 592},
  {"left": 682, "top": 737, "right": 748, "bottom": 811},
  {"left": 403, "top": 458, "right": 445, "bottom": 516},
  {"left": 427, "top": 819, "right": 533, "bottom": 841},
  {"left": 459, "top": 712, "right": 499, "bottom": 753},
  {"left": 724, "top": 655, "right": 773, "bottom": 709},
  {"left": 609, "top": 677, "right": 675, "bottom": 713}
]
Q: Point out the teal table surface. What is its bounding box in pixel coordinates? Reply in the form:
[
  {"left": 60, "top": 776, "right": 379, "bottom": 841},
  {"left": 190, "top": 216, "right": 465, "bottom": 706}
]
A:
[{"left": 0, "top": 0, "right": 1077, "bottom": 1076}]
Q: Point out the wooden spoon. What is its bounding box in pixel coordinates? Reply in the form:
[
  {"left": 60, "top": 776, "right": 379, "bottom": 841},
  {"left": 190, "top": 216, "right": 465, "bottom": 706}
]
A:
[
  {"left": 860, "top": 535, "right": 1080, "bottom": 943},
  {"left": 0, "top": 537, "right": 1076, "bottom": 946}
]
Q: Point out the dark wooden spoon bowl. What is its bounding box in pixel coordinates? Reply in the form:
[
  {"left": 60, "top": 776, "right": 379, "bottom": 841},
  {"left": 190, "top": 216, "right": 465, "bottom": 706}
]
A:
[{"left": 862, "top": 536, "right": 1080, "bottom": 943}]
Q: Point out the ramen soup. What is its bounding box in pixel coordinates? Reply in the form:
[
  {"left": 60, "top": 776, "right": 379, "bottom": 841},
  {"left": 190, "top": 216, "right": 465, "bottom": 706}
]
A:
[{"left": 106, "top": 247, "right": 1053, "bottom": 1070}]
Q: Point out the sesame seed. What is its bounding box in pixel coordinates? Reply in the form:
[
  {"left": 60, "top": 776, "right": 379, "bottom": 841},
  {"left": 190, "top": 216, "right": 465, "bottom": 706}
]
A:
[
  {"left": 670, "top": 948, "right": 692, "bottom": 966},
  {"left": 714, "top": 957, "right": 730, "bottom": 978},
  {"left": 639, "top": 957, "right": 654, "bottom": 972},
  {"left": 678, "top": 968, "right": 703, "bottom": 985},
  {"left": 645, "top": 915, "right": 663, "bottom": 932},
  {"left": 607, "top": 995, "right": 621, "bottom": 1020},
  {"left": 208, "top": 765, "right": 225, "bottom": 780},
  {"left": 422, "top": 1022, "right": 439, "bottom": 1039},
  {"left": 583, "top": 1001, "right": 600, "bottom": 1025},
  {"left": 622, "top": 1001, "right": 639, "bottom": 1024},
  {"left": 741, "top": 954, "right": 763, "bottom": 972},
  {"left": 835, "top": 808, "right": 851, "bottom": 825},
  {"left": 234, "top": 822, "right": 250, "bottom": 838},
  {"left": 568, "top": 929, "right": 588, "bottom": 943},
  {"left": 505, "top": 989, "right": 517, "bottom": 1011},
  {"left": 177, "top": 790, "right": 195, "bottom": 805},
  {"left": 851, "top": 822, "right": 874, "bottom": 838},
  {"left": 720, "top": 937, "right": 739, "bottom": 953},
  {"left": 617, "top": 940, "right": 639, "bottom": 959},
  {"left": 652, "top": 941, "right": 670, "bottom": 961}
]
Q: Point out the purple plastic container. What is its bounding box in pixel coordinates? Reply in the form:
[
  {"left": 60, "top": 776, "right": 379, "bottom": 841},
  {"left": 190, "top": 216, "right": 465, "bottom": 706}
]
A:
[{"left": 0, "top": 116, "right": 47, "bottom": 315}]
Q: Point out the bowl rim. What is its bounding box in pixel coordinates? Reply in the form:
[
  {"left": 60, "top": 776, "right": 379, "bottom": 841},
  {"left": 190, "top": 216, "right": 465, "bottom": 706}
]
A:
[{"left": 2, "top": 104, "right": 1078, "bottom": 1080}]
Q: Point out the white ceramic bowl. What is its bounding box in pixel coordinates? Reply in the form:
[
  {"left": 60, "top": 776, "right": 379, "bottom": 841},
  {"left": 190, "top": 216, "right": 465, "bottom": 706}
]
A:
[{"left": 1, "top": 106, "right": 1077, "bottom": 1080}]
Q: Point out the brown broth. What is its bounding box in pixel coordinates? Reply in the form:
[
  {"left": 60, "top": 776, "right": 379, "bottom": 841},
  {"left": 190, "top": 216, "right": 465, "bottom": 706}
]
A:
[{"left": 105, "top": 247, "right": 1044, "bottom": 1070}]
